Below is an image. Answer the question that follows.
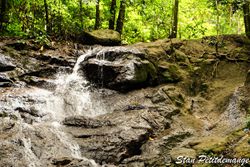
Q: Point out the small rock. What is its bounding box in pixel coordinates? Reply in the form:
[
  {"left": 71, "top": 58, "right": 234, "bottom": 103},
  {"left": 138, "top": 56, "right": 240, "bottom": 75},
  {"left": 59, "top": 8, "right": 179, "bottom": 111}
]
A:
[
  {"left": 52, "top": 157, "right": 72, "bottom": 166},
  {"left": 21, "top": 76, "right": 56, "bottom": 90},
  {"left": 162, "top": 86, "right": 185, "bottom": 107},
  {"left": 157, "top": 62, "right": 182, "bottom": 83},
  {"left": 150, "top": 92, "right": 167, "bottom": 104},
  {"left": 63, "top": 116, "right": 112, "bottom": 128},
  {"left": 0, "top": 74, "right": 13, "bottom": 87},
  {"left": 15, "top": 107, "right": 41, "bottom": 117},
  {"left": 0, "top": 53, "right": 16, "bottom": 72},
  {"left": 123, "top": 104, "right": 146, "bottom": 111},
  {"left": 173, "top": 49, "right": 188, "bottom": 63}
]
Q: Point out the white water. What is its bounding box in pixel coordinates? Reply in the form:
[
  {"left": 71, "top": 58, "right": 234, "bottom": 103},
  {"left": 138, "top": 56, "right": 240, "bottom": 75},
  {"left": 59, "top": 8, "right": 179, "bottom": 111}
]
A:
[
  {"left": 0, "top": 46, "right": 142, "bottom": 166},
  {"left": 28, "top": 50, "right": 107, "bottom": 166},
  {"left": 22, "top": 137, "right": 41, "bottom": 167},
  {"left": 0, "top": 49, "right": 112, "bottom": 167}
]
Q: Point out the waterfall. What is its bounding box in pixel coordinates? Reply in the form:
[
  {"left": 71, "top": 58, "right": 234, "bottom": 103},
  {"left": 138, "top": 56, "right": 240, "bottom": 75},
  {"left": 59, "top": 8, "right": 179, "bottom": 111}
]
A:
[
  {"left": 0, "top": 49, "right": 111, "bottom": 167},
  {"left": 0, "top": 46, "right": 143, "bottom": 167}
]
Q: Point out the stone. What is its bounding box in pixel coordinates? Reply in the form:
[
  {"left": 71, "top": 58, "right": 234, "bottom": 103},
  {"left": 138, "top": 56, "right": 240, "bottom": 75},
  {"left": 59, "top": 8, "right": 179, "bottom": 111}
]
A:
[
  {"left": 21, "top": 75, "right": 56, "bottom": 90},
  {"left": 173, "top": 49, "right": 188, "bottom": 62},
  {"left": 63, "top": 116, "right": 113, "bottom": 128},
  {"left": 82, "top": 29, "right": 121, "bottom": 46},
  {"left": 0, "top": 53, "right": 16, "bottom": 72},
  {"left": 63, "top": 110, "right": 170, "bottom": 164},
  {"left": 79, "top": 47, "right": 157, "bottom": 91},
  {"left": 162, "top": 86, "right": 185, "bottom": 107},
  {"left": 0, "top": 73, "right": 13, "bottom": 87},
  {"left": 157, "top": 61, "right": 182, "bottom": 83},
  {"left": 15, "top": 106, "right": 41, "bottom": 117}
]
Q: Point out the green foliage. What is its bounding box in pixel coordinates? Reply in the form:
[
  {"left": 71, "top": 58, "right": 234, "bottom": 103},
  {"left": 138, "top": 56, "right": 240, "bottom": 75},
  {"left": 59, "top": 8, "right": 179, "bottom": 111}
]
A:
[{"left": 0, "top": 0, "right": 246, "bottom": 44}]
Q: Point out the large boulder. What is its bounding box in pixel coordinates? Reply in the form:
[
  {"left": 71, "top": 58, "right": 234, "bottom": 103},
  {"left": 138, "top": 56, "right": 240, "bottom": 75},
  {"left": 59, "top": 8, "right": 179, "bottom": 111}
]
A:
[
  {"left": 79, "top": 47, "right": 157, "bottom": 91},
  {"left": 82, "top": 29, "right": 121, "bottom": 46},
  {"left": 0, "top": 53, "right": 16, "bottom": 72},
  {"left": 63, "top": 109, "right": 171, "bottom": 165}
]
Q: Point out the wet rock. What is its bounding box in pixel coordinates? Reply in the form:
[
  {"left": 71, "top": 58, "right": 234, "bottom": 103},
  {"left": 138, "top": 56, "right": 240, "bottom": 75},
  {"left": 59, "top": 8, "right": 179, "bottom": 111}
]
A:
[
  {"left": 0, "top": 53, "right": 16, "bottom": 72},
  {"left": 52, "top": 157, "right": 72, "bottom": 166},
  {"left": 21, "top": 75, "right": 56, "bottom": 90},
  {"left": 80, "top": 47, "right": 157, "bottom": 91},
  {"left": 76, "top": 127, "right": 151, "bottom": 164},
  {"left": 21, "top": 66, "right": 59, "bottom": 78},
  {"left": 82, "top": 29, "right": 121, "bottom": 46},
  {"left": 33, "top": 53, "right": 75, "bottom": 67},
  {"left": 63, "top": 116, "right": 113, "bottom": 128},
  {"left": 64, "top": 110, "right": 170, "bottom": 164},
  {"left": 0, "top": 73, "right": 12, "bottom": 82},
  {"left": 0, "top": 73, "right": 13, "bottom": 87},
  {"left": 123, "top": 104, "right": 146, "bottom": 111},
  {"left": 15, "top": 106, "right": 41, "bottom": 117}
]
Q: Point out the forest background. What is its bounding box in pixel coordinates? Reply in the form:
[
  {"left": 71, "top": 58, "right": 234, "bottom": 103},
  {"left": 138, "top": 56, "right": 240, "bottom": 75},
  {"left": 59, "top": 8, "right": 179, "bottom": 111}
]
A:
[{"left": 0, "top": 0, "right": 249, "bottom": 44}]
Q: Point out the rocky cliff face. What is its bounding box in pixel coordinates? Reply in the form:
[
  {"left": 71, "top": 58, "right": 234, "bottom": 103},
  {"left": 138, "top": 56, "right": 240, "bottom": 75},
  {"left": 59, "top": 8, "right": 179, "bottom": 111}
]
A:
[{"left": 0, "top": 35, "right": 249, "bottom": 167}]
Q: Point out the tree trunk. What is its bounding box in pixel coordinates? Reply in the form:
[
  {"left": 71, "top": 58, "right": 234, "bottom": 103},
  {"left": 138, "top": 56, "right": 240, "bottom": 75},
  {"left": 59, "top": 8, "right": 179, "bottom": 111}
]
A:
[
  {"left": 0, "top": 0, "right": 7, "bottom": 31},
  {"left": 243, "top": 0, "right": 250, "bottom": 38},
  {"left": 169, "top": 0, "right": 179, "bottom": 38},
  {"left": 44, "top": 0, "right": 50, "bottom": 33},
  {"left": 79, "top": 0, "right": 83, "bottom": 29},
  {"left": 116, "top": 0, "right": 126, "bottom": 34},
  {"left": 109, "top": 0, "right": 116, "bottom": 30},
  {"left": 94, "top": 0, "right": 100, "bottom": 30}
]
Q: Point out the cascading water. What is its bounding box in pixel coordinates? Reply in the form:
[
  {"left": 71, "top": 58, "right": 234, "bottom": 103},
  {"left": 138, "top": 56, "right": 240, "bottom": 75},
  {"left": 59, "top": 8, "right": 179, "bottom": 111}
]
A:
[
  {"left": 0, "top": 46, "right": 143, "bottom": 167},
  {"left": 0, "top": 48, "right": 112, "bottom": 167}
]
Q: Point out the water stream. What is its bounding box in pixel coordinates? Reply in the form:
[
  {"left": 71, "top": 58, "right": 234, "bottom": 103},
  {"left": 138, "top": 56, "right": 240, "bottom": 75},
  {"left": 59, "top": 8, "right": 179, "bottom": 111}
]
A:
[{"left": 0, "top": 49, "right": 111, "bottom": 167}]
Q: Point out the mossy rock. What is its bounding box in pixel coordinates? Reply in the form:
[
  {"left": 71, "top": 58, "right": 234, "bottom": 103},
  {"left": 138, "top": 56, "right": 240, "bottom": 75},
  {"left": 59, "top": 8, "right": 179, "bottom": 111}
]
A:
[
  {"left": 82, "top": 29, "right": 121, "bottom": 46},
  {"left": 173, "top": 49, "right": 189, "bottom": 63},
  {"left": 158, "top": 61, "right": 183, "bottom": 83},
  {"left": 134, "top": 60, "right": 157, "bottom": 83}
]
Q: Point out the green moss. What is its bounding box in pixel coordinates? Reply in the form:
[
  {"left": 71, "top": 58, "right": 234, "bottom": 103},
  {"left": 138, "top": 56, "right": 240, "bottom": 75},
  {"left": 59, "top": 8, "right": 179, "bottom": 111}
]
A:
[
  {"left": 134, "top": 60, "right": 157, "bottom": 83},
  {"left": 159, "top": 62, "right": 182, "bottom": 83}
]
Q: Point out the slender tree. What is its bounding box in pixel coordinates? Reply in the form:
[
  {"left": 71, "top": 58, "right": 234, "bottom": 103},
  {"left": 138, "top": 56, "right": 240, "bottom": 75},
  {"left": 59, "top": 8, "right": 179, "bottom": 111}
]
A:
[
  {"left": 44, "top": 0, "right": 50, "bottom": 33},
  {"left": 215, "top": 0, "right": 220, "bottom": 55},
  {"left": 243, "top": 0, "right": 250, "bottom": 38},
  {"left": 116, "top": 0, "right": 126, "bottom": 34},
  {"left": 109, "top": 0, "right": 116, "bottom": 30},
  {"left": 94, "top": 0, "right": 100, "bottom": 30},
  {"left": 0, "top": 0, "right": 7, "bottom": 31},
  {"left": 79, "top": 0, "right": 84, "bottom": 29},
  {"left": 169, "top": 0, "right": 179, "bottom": 38}
]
